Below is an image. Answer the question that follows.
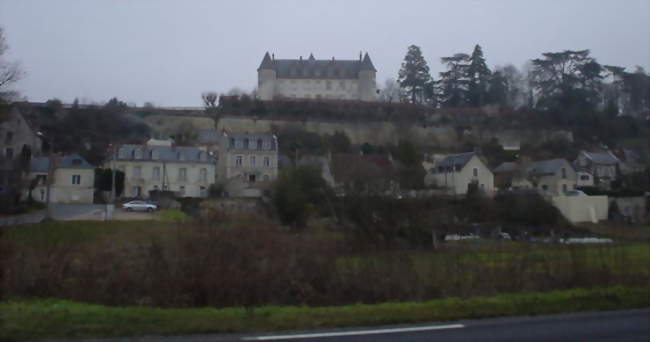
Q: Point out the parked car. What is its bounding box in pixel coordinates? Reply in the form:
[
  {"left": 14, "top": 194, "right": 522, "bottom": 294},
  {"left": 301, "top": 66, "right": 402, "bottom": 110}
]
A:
[{"left": 122, "top": 200, "right": 158, "bottom": 212}]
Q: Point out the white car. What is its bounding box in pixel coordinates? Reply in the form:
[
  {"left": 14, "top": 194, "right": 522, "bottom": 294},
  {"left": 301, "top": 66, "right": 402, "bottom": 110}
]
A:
[{"left": 122, "top": 200, "right": 158, "bottom": 212}]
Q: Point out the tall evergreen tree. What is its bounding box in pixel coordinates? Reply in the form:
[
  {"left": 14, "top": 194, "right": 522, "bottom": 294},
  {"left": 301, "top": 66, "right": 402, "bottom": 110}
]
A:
[
  {"left": 438, "top": 53, "right": 470, "bottom": 107},
  {"left": 398, "top": 45, "right": 432, "bottom": 104},
  {"left": 466, "top": 44, "right": 491, "bottom": 106},
  {"left": 487, "top": 71, "right": 507, "bottom": 106},
  {"left": 530, "top": 49, "right": 603, "bottom": 111}
]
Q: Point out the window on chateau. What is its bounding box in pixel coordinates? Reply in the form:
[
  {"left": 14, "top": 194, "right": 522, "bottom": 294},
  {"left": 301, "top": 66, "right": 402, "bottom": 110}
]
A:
[
  {"left": 235, "top": 155, "right": 242, "bottom": 167},
  {"left": 178, "top": 168, "right": 187, "bottom": 181},
  {"left": 235, "top": 139, "right": 243, "bottom": 149},
  {"left": 229, "top": 138, "right": 235, "bottom": 148},
  {"left": 199, "top": 168, "right": 207, "bottom": 181},
  {"left": 257, "top": 139, "right": 263, "bottom": 149},
  {"left": 133, "top": 166, "right": 142, "bottom": 179},
  {"left": 264, "top": 157, "right": 270, "bottom": 168},
  {"left": 152, "top": 167, "right": 160, "bottom": 180},
  {"left": 243, "top": 138, "right": 249, "bottom": 149},
  {"left": 250, "top": 155, "right": 256, "bottom": 167}
]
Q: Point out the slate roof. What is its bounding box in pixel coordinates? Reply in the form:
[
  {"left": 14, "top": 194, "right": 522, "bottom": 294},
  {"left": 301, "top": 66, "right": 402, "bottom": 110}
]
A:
[
  {"left": 224, "top": 132, "right": 277, "bottom": 151},
  {"left": 116, "top": 144, "right": 215, "bottom": 163},
  {"left": 258, "top": 52, "right": 376, "bottom": 79},
  {"left": 31, "top": 153, "right": 94, "bottom": 173},
  {"left": 581, "top": 151, "right": 620, "bottom": 165},
  {"left": 494, "top": 162, "right": 518, "bottom": 173},
  {"left": 528, "top": 158, "right": 572, "bottom": 175},
  {"left": 436, "top": 152, "right": 476, "bottom": 170}
]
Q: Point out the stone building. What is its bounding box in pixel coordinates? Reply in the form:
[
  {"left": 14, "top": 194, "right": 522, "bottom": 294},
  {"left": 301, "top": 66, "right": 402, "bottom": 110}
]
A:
[
  {"left": 27, "top": 154, "right": 95, "bottom": 204},
  {"left": 111, "top": 140, "right": 216, "bottom": 198},
  {"left": 217, "top": 131, "right": 278, "bottom": 197},
  {"left": 257, "top": 52, "right": 377, "bottom": 101}
]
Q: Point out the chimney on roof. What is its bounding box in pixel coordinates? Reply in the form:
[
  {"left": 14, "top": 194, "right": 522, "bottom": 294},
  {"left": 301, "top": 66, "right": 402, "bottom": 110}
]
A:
[
  {"left": 332, "top": 56, "right": 335, "bottom": 61},
  {"left": 359, "top": 52, "right": 362, "bottom": 61},
  {"left": 272, "top": 53, "right": 274, "bottom": 60},
  {"left": 300, "top": 56, "right": 303, "bottom": 61}
]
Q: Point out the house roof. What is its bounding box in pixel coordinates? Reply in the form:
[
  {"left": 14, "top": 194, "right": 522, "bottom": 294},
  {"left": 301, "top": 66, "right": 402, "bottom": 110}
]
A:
[
  {"left": 528, "top": 158, "right": 572, "bottom": 175},
  {"left": 435, "top": 152, "right": 476, "bottom": 169},
  {"left": 494, "top": 162, "right": 518, "bottom": 173},
  {"left": 258, "top": 52, "right": 376, "bottom": 78},
  {"left": 116, "top": 144, "right": 215, "bottom": 163},
  {"left": 581, "top": 151, "right": 619, "bottom": 165},
  {"left": 31, "top": 153, "right": 94, "bottom": 173}
]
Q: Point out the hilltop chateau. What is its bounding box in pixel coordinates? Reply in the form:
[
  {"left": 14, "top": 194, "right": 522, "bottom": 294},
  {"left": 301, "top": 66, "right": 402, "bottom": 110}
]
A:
[{"left": 257, "top": 52, "right": 377, "bottom": 101}]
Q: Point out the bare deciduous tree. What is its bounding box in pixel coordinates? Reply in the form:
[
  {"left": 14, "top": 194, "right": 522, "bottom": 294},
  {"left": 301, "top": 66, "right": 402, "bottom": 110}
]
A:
[
  {"left": 0, "top": 27, "right": 24, "bottom": 102},
  {"left": 201, "top": 91, "right": 218, "bottom": 108}
]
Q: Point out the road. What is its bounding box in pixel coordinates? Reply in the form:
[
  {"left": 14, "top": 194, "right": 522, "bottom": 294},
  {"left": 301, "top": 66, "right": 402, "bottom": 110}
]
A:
[{"left": 54, "top": 309, "right": 650, "bottom": 342}]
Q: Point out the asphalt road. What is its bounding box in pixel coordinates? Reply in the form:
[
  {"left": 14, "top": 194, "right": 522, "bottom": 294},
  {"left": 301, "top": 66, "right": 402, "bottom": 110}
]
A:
[{"left": 60, "top": 309, "right": 650, "bottom": 342}]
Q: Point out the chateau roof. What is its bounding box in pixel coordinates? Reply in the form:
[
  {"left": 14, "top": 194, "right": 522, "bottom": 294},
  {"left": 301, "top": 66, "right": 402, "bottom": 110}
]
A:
[{"left": 258, "top": 52, "right": 376, "bottom": 79}]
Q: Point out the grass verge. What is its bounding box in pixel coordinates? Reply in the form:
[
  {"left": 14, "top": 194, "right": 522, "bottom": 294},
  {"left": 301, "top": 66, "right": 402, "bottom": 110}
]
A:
[{"left": 1, "top": 286, "right": 649, "bottom": 341}]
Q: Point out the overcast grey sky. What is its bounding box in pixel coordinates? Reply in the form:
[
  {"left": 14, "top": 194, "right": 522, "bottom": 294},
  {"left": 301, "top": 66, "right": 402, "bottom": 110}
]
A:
[{"left": 1, "top": 0, "right": 649, "bottom": 106}]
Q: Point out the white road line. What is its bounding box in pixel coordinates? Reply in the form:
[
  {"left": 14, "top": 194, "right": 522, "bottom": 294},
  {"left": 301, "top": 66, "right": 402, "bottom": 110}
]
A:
[{"left": 242, "top": 324, "right": 465, "bottom": 340}]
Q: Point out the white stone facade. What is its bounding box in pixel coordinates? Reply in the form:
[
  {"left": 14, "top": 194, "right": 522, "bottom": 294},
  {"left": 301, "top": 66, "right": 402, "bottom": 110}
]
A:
[
  {"left": 217, "top": 131, "right": 278, "bottom": 197},
  {"left": 257, "top": 52, "right": 377, "bottom": 101},
  {"left": 111, "top": 144, "right": 216, "bottom": 198}
]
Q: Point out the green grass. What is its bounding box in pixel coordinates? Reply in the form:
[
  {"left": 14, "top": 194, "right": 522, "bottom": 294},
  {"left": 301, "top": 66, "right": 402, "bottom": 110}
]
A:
[
  {"left": 1, "top": 286, "right": 648, "bottom": 341},
  {"left": 4, "top": 220, "right": 176, "bottom": 249},
  {"left": 158, "top": 209, "right": 191, "bottom": 223}
]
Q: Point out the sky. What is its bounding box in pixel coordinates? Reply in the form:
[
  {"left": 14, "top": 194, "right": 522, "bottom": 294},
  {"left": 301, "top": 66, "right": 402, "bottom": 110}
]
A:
[{"left": 1, "top": 0, "right": 649, "bottom": 107}]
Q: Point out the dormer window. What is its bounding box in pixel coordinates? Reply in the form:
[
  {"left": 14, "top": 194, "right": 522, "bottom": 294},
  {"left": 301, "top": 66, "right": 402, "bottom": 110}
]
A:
[
  {"left": 257, "top": 139, "right": 263, "bottom": 150},
  {"left": 72, "top": 159, "right": 81, "bottom": 166},
  {"left": 263, "top": 139, "right": 271, "bottom": 150},
  {"left": 229, "top": 138, "right": 235, "bottom": 148},
  {"left": 243, "top": 138, "right": 249, "bottom": 149},
  {"left": 151, "top": 150, "right": 159, "bottom": 160},
  {"left": 178, "top": 152, "right": 185, "bottom": 161},
  {"left": 235, "top": 139, "right": 242, "bottom": 149}
]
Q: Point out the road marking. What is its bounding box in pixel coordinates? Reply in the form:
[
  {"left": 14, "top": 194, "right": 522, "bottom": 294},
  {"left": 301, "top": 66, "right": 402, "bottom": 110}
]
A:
[{"left": 242, "top": 324, "right": 465, "bottom": 340}]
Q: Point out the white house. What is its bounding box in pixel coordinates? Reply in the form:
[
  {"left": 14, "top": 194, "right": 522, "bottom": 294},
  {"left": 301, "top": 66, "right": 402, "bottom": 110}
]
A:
[
  {"left": 26, "top": 154, "right": 95, "bottom": 204},
  {"left": 426, "top": 152, "right": 494, "bottom": 195},
  {"left": 575, "top": 151, "right": 620, "bottom": 190},
  {"left": 527, "top": 158, "right": 577, "bottom": 196},
  {"left": 217, "top": 131, "right": 279, "bottom": 197}
]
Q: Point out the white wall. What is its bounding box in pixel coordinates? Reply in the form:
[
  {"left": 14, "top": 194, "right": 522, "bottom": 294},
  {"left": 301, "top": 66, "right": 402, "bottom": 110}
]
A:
[
  {"left": 428, "top": 156, "right": 494, "bottom": 195},
  {"left": 551, "top": 195, "right": 609, "bottom": 223}
]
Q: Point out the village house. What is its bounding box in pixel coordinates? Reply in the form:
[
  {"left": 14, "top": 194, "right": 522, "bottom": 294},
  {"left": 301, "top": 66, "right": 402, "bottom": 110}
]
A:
[
  {"left": 426, "top": 152, "right": 494, "bottom": 195},
  {"left": 26, "top": 153, "right": 95, "bottom": 204},
  {"left": 0, "top": 107, "right": 43, "bottom": 197},
  {"left": 217, "top": 131, "right": 278, "bottom": 197},
  {"left": 527, "top": 158, "right": 578, "bottom": 196},
  {"left": 575, "top": 150, "right": 620, "bottom": 190},
  {"left": 327, "top": 152, "right": 397, "bottom": 196},
  {"left": 257, "top": 52, "right": 377, "bottom": 101},
  {"left": 112, "top": 139, "right": 216, "bottom": 198}
]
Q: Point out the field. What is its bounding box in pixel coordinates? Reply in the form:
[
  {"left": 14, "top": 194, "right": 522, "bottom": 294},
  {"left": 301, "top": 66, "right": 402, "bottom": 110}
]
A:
[{"left": 1, "top": 220, "right": 649, "bottom": 340}]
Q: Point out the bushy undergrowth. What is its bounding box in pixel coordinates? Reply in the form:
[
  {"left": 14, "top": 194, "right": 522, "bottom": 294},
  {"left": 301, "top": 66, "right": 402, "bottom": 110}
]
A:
[{"left": 1, "top": 220, "right": 648, "bottom": 308}]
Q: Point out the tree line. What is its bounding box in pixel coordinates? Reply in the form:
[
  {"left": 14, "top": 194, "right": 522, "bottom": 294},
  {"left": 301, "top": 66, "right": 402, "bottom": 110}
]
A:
[{"left": 393, "top": 44, "right": 650, "bottom": 117}]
